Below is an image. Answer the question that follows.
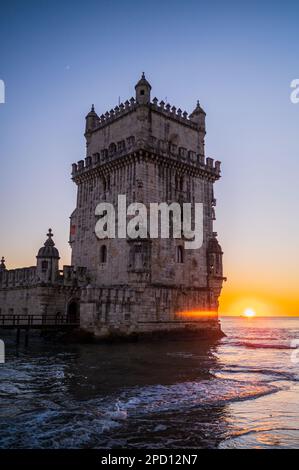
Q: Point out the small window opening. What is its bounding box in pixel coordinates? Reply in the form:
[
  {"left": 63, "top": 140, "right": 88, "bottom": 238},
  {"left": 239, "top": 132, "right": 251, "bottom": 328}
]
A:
[
  {"left": 177, "top": 246, "right": 184, "bottom": 263},
  {"left": 100, "top": 245, "right": 107, "bottom": 263}
]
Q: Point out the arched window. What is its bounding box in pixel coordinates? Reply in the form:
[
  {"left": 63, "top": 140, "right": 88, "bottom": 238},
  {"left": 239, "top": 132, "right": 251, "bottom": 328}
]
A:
[
  {"left": 101, "top": 148, "right": 108, "bottom": 161},
  {"left": 100, "top": 245, "right": 107, "bottom": 263},
  {"left": 109, "top": 142, "right": 116, "bottom": 155},
  {"left": 127, "top": 136, "right": 135, "bottom": 148},
  {"left": 176, "top": 246, "right": 184, "bottom": 263},
  {"left": 117, "top": 140, "right": 125, "bottom": 152},
  {"left": 41, "top": 260, "right": 48, "bottom": 272}
]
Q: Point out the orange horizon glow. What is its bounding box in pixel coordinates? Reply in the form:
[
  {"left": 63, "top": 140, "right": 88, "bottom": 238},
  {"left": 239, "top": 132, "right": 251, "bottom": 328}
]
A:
[
  {"left": 178, "top": 310, "right": 218, "bottom": 319},
  {"left": 219, "top": 285, "right": 299, "bottom": 317}
]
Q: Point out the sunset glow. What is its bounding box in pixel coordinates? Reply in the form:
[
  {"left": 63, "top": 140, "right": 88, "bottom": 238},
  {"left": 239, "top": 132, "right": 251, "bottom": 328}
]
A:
[
  {"left": 218, "top": 289, "right": 299, "bottom": 317},
  {"left": 179, "top": 310, "right": 218, "bottom": 319},
  {"left": 242, "top": 308, "right": 256, "bottom": 318}
]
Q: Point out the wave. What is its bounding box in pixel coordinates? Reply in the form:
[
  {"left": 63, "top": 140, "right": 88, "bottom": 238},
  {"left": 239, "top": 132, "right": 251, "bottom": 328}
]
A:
[
  {"left": 0, "top": 377, "right": 283, "bottom": 448},
  {"left": 115, "top": 379, "right": 281, "bottom": 414},
  {"left": 216, "top": 365, "right": 298, "bottom": 382},
  {"left": 220, "top": 426, "right": 299, "bottom": 449}
]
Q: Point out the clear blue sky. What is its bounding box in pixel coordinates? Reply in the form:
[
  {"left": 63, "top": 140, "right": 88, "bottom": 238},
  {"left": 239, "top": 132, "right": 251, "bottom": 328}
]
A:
[{"left": 0, "top": 0, "right": 298, "bottom": 314}]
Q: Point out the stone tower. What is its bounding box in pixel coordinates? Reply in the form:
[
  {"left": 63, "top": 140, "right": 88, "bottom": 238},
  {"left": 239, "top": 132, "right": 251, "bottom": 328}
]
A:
[{"left": 70, "top": 75, "right": 225, "bottom": 338}]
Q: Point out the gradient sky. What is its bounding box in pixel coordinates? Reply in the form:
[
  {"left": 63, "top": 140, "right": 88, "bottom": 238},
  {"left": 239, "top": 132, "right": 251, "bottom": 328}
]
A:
[{"left": 0, "top": 0, "right": 298, "bottom": 316}]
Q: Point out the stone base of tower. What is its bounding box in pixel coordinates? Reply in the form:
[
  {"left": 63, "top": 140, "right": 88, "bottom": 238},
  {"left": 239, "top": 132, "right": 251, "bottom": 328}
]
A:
[
  {"left": 76, "top": 319, "right": 224, "bottom": 342},
  {"left": 136, "top": 319, "right": 224, "bottom": 339},
  {"left": 78, "top": 284, "right": 225, "bottom": 341}
]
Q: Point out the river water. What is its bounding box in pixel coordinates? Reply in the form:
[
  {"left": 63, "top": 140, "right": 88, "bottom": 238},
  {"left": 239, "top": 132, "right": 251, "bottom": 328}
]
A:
[{"left": 0, "top": 317, "right": 298, "bottom": 449}]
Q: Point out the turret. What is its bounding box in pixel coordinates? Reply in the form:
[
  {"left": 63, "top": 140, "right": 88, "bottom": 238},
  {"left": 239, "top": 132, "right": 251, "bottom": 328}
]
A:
[
  {"left": 189, "top": 100, "right": 206, "bottom": 156},
  {"left": 36, "top": 229, "right": 60, "bottom": 284},
  {"left": 0, "top": 256, "right": 6, "bottom": 284},
  {"left": 189, "top": 100, "right": 206, "bottom": 132},
  {"left": 135, "top": 72, "right": 151, "bottom": 105},
  {"left": 207, "top": 232, "right": 223, "bottom": 278},
  {"left": 0, "top": 256, "right": 6, "bottom": 272},
  {"left": 85, "top": 104, "right": 99, "bottom": 134}
]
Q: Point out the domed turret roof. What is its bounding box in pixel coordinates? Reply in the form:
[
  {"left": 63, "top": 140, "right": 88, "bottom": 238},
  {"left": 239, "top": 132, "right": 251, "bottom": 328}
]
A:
[
  {"left": 37, "top": 229, "right": 60, "bottom": 259},
  {"left": 208, "top": 232, "right": 222, "bottom": 253},
  {"left": 85, "top": 104, "right": 98, "bottom": 118},
  {"left": 190, "top": 100, "right": 206, "bottom": 117},
  {"left": 135, "top": 72, "right": 152, "bottom": 90}
]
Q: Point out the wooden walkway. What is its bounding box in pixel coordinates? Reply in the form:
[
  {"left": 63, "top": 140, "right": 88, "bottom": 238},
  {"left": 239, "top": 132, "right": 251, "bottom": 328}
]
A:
[{"left": 0, "top": 314, "right": 80, "bottom": 346}]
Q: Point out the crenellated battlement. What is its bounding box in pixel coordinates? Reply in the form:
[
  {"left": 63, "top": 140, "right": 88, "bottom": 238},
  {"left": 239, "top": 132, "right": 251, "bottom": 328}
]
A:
[
  {"left": 150, "top": 98, "right": 203, "bottom": 131},
  {"left": 0, "top": 267, "right": 37, "bottom": 288},
  {"left": 71, "top": 135, "right": 221, "bottom": 180},
  {"left": 85, "top": 97, "right": 137, "bottom": 134},
  {"left": 61, "top": 265, "right": 88, "bottom": 287},
  {"left": 0, "top": 265, "right": 89, "bottom": 289},
  {"left": 85, "top": 96, "right": 204, "bottom": 136}
]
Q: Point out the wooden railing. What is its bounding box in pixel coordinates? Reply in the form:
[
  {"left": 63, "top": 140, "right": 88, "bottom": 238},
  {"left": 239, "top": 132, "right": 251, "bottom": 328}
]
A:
[{"left": 0, "top": 314, "right": 79, "bottom": 328}]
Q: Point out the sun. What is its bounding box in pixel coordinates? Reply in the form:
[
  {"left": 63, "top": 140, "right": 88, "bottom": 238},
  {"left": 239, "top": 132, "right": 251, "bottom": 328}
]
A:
[{"left": 243, "top": 308, "right": 256, "bottom": 318}]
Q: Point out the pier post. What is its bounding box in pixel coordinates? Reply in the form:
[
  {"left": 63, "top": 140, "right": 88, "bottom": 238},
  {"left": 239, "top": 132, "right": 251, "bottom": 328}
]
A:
[
  {"left": 16, "top": 328, "right": 20, "bottom": 345},
  {"left": 25, "top": 328, "right": 29, "bottom": 347}
]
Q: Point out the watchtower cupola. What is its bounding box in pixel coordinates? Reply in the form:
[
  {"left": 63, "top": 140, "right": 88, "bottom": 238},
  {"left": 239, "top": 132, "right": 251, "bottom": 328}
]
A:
[
  {"left": 36, "top": 229, "right": 60, "bottom": 284},
  {"left": 189, "top": 100, "right": 206, "bottom": 132},
  {"left": 85, "top": 104, "right": 99, "bottom": 134},
  {"left": 135, "top": 72, "right": 151, "bottom": 104},
  {"left": 207, "top": 232, "right": 223, "bottom": 277}
]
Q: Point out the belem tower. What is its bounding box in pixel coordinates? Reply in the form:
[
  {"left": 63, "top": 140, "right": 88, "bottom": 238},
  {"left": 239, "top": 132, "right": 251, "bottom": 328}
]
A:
[{"left": 0, "top": 75, "right": 225, "bottom": 339}]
